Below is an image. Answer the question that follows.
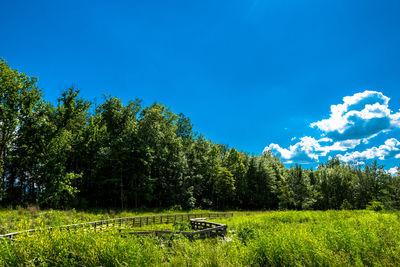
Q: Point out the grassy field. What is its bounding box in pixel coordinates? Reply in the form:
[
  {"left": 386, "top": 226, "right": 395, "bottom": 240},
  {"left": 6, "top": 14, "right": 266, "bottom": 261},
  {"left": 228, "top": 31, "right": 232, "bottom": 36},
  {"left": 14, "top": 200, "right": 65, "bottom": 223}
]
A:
[
  {"left": 1, "top": 208, "right": 400, "bottom": 266},
  {"left": 0, "top": 207, "right": 216, "bottom": 234}
]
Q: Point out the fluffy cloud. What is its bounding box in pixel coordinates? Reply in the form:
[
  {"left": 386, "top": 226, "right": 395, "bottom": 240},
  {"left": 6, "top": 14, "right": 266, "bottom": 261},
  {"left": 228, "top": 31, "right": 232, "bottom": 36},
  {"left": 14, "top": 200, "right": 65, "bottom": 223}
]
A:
[
  {"left": 264, "top": 137, "right": 361, "bottom": 164},
  {"left": 337, "top": 138, "right": 400, "bottom": 163},
  {"left": 264, "top": 90, "right": 399, "bottom": 166},
  {"left": 265, "top": 137, "right": 320, "bottom": 164},
  {"left": 310, "top": 91, "right": 400, "bottom": 141},
  {"left": 388, "top": 167, "right": 399, "bottom": 176},
  {"left": 317, "top": 138, "right": 361, "bottom": 156},
  {"left": 388, "top": 167, "right": 398, "bottom": 176},
  {"left": 392, "top": 112, "right": 400, "bottom": 128}
]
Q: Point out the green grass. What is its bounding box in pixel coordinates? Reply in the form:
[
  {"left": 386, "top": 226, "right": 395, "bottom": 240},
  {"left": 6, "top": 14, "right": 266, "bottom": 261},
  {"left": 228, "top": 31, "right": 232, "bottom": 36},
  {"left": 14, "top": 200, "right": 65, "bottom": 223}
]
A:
[
  {"left": 1, "top": 209, "right": 400, "bottom": 266},
  {"left": 0, "top": 207, "right": 216, "bottom": 234}
]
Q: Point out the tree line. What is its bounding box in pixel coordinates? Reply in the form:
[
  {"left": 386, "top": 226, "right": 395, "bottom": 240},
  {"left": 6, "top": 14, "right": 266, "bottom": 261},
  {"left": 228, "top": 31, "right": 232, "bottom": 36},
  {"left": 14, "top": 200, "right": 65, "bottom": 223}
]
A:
[{"left": 0, "top": 58, "right": 399, "bottom": 210}]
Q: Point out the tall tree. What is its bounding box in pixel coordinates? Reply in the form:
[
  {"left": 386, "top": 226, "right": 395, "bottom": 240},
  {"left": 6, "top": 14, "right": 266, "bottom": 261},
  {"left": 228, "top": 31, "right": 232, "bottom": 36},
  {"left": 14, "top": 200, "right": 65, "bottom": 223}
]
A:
[
  {"left": 38, "top": 88, "right": 90, "bottom": 207},
  {"left": 0, "top": 58, "right": 43, "bottom": 203},
  {"left": 278, "top": 165, "right": 315, "bottom": 210}
]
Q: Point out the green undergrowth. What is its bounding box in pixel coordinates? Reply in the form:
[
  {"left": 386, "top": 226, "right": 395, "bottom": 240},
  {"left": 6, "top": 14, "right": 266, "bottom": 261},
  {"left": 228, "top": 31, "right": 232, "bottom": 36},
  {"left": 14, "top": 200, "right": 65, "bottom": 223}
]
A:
[
  {"left": 1, "top": 209, "right": 400, "bottom": 266},
  {"left": 0, "top": 207, "right": 218, "bottom": 234}
]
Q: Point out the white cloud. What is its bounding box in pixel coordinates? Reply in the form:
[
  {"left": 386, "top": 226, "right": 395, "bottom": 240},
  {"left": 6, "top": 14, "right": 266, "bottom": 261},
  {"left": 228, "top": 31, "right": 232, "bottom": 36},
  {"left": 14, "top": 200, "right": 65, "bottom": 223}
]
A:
[
  {"left": 264, "top": 90, "right": 400, "bottom": 165},
  {"left": 317, "top": 139, "right": 360, "bottom": 156},
  {"left": 392, "top": 112, "right": 400, "bottom": 128},
  {"left": 388, "top": 167, "right": 398, "bottom": 176},
  {"left": 310, "top": 91, "right": 400, "bottom": 141},
  {"left": 264, "top": 137, "right": 320, "bottom": 164},
  {"left": 337, "top": 138, "right": 400, "bottom": 163},
  {"left": 264, "top": 137, "right": 361, "bottom": 164}
]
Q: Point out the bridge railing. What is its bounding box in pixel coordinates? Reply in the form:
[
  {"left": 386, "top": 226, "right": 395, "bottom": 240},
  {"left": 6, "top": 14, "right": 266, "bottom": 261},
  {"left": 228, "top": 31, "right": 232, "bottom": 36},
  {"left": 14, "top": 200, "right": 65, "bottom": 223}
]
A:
[
  {"left": 120, "top": 218, "right": 228, "bottom": 240},
  {"left": 0, "top": 212, "right": 233, "bottom": 240}
]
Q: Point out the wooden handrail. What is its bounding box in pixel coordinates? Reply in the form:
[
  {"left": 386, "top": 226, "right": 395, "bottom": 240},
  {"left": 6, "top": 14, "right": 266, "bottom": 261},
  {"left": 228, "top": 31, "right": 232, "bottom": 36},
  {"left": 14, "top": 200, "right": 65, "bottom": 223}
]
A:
[
  {"left": 119, "top": 218, "right": 229, "bottom": 240},
  {"left": 0, "top": 212, "right": 233, "bottom": 239}
]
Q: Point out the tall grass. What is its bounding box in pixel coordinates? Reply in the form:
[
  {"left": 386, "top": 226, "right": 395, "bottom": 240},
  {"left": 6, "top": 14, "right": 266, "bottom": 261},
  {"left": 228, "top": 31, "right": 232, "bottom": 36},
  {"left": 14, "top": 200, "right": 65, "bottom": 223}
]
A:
[
  {"left": 0, "top": 207, "right": 214, "bottom": 234},
  {"left": 1, "top": 209, "right": 400, "bottom": 266}
]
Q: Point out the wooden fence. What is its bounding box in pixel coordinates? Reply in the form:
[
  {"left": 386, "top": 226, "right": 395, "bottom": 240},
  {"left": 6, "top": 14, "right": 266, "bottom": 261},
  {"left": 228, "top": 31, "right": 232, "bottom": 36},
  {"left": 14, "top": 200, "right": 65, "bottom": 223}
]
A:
[
  {"left": 0, "top": 212, "right": 233, "bottom": 240},
  {"left": 120, "top": 218, "right": 228, "bottom": 240}
]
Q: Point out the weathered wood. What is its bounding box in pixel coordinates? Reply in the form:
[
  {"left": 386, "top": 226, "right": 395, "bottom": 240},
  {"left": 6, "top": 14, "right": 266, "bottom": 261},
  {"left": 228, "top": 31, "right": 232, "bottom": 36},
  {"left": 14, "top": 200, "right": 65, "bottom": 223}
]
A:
[
  {"left": 0, "top": 212, "right": 233, "bottom": 240},
  {"left": 122, "top": 218, "right": 228, "bottom": 240}
]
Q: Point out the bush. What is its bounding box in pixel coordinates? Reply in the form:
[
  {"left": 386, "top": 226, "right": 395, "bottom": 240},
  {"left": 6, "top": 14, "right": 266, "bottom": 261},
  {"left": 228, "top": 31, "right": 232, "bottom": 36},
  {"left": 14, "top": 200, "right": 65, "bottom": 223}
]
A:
[
  {"left": 173, "top": 221, "right": 192, "bottom": 231},
  {"left": 340, "top": 199, "right": 353, "bottom": 210},
  {"left": 237, "top": 225, "right": 257, "bottom": 245},
  {"left": 366, "top": 201, "right": 385, "bottom": 211}
]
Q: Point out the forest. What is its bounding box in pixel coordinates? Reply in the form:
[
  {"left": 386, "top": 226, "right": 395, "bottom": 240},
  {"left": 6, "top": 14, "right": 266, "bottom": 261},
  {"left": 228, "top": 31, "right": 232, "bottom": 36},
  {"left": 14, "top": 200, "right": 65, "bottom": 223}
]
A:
[{"left": 1, "top": 58, "right": 399, "bottom": 210}]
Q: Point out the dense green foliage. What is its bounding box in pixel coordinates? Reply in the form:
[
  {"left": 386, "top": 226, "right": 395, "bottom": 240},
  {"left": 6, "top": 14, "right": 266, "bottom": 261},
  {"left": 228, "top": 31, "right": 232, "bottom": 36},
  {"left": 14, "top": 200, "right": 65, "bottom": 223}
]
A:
[
  {"left": 1, "top": 209, "right": 400, "bottom": 266},
  {"left": 1, "top": 58, "right": 399, "bottom": 210}
]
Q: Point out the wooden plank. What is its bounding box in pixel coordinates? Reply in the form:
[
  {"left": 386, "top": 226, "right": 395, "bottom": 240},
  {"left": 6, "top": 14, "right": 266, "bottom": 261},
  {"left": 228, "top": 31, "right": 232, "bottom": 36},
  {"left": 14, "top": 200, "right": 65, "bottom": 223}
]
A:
[{"left": 0, "top": 212, "right": 233, "bottom": 239}]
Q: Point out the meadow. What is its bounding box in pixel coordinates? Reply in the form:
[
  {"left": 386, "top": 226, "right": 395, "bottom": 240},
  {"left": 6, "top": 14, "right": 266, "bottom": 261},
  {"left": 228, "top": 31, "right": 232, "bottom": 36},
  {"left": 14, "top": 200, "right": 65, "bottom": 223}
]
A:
[{"left": 1, "top": 208, "right": 400, "bottom": 266}]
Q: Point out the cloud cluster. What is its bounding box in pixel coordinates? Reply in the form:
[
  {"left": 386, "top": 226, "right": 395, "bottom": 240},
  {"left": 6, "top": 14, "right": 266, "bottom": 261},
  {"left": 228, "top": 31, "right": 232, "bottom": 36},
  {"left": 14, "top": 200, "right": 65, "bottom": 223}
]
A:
[
  {"left": 265, "top": 137, "right": 319, "bottom": 164},
  {"left": 337, "top": 138, "right": 400, "bottom": 163},
  {"left": 388, "top": 167, "right": 399, "bottom": 176},
  {"left": 265, "top": 137, "right": 360, "bottom": 164},
  {"left": 264, "top": 90, "right": 400, "bottom": 165},
  {"left": 311, "top": 91, "right": 400, "bottom": 141}
]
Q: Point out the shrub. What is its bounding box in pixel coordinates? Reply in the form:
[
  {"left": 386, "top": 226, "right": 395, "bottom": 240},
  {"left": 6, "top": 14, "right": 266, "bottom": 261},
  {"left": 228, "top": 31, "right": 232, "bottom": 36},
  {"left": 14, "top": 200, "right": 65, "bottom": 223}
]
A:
[
  {"left": 237, "top": 225, "right": 257, "bottom": 245},
  {"left": 173, "top": 221, "right": 192, "bottom": 231},
  {"left": 366, "top": 201, "right": 384, "bottom": 211},
  {"left": 340, "top": 199, "right": 353, "bottom": 210}
]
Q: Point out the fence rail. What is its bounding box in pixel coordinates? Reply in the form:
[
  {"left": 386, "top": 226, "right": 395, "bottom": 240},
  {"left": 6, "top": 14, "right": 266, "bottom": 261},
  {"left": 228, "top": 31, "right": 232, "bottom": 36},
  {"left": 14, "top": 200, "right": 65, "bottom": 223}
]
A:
[
  {"left": 0, "top": 212, "right": 233, "bottom": 240},
  {"left": 120, "top": 218, "right": 228, "bottom": 240}
]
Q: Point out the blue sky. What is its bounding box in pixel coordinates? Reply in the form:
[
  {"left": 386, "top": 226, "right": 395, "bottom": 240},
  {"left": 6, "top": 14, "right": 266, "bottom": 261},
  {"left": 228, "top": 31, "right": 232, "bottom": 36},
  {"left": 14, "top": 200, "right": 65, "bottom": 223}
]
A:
[{"left": 1, "top": 0, "right": 400, "bottom": 172}]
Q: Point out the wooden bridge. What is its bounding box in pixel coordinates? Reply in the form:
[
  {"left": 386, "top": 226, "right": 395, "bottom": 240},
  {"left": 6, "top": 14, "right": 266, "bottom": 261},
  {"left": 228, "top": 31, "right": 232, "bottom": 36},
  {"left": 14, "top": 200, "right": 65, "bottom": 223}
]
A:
[
  {"left": 0, "top": 212, "right": 233, "bottom": 240},
  {"left": 120, "top": 218, "right": 228, "bottom": 240}
]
